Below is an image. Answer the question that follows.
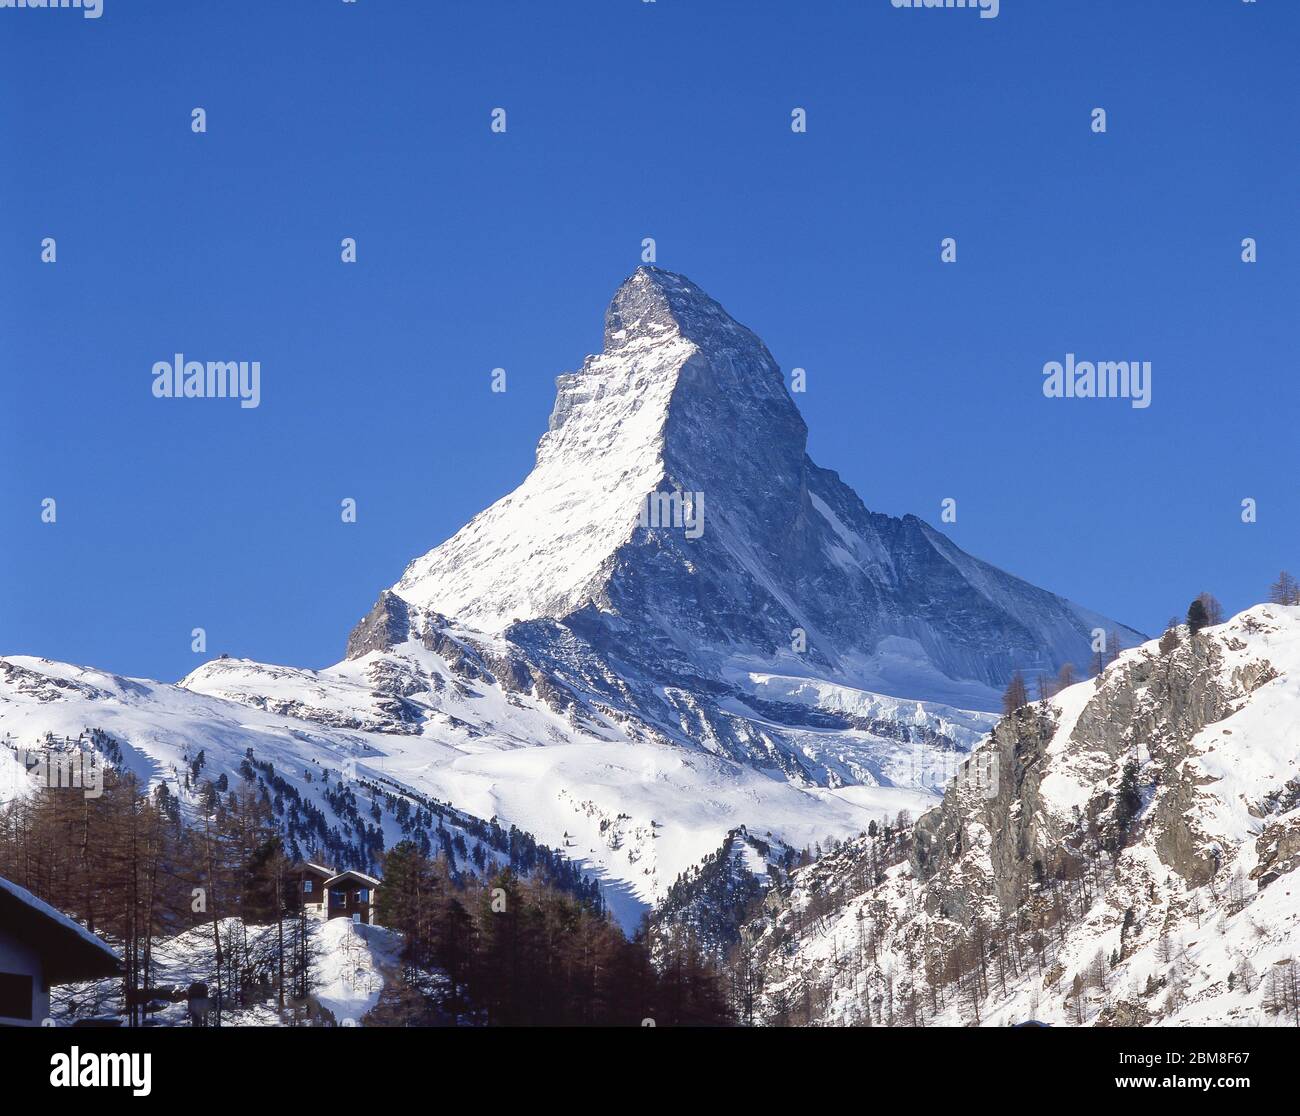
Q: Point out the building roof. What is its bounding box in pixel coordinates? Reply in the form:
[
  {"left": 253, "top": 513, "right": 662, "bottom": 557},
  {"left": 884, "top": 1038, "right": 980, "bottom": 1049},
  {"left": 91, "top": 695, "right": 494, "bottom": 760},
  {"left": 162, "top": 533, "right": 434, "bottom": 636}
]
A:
[
  {"left": 0, "top": 876, "right": 121, "bottom": 984},
  {"left": 323, "top": 870, "right": 380, "bottom": 889},
  {"left": 293, "top": 861, "right": 336, "bottom": 877}
]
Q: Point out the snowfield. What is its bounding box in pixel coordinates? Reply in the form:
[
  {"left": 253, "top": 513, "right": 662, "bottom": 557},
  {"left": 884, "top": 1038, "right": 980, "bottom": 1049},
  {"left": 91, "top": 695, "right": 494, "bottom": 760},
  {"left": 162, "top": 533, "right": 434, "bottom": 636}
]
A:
[
  {"left": 0, "top": 651, "right": 902, "bottom": 929},
  {"left": 50, "top": 916, "right": 410, "bottom": 1028}
]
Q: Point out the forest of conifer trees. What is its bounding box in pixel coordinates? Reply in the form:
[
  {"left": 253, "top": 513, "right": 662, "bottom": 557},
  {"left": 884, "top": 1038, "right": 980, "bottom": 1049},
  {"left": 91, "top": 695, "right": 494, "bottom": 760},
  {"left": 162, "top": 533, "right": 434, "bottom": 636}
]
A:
[{"left": 0, "top": 741, "right": 732, "bottom": 1026}]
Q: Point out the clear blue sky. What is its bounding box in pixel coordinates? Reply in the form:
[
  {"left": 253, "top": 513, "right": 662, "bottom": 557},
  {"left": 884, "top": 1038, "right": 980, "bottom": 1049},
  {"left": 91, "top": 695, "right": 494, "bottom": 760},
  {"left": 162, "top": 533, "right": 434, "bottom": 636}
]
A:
[{"left": 2, "top": 0, "right": 1297, "bottom": 682}]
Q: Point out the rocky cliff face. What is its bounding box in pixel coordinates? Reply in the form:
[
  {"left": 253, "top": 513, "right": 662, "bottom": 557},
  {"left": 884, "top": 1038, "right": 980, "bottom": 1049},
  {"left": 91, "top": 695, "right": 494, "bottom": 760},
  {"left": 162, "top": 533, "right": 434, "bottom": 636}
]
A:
[
  {"left": 744, "top": 605, "right": 1300, "bottom": 1026},
  {"left": 378, "top": 267, "right": 1143, "bottom": 710}
]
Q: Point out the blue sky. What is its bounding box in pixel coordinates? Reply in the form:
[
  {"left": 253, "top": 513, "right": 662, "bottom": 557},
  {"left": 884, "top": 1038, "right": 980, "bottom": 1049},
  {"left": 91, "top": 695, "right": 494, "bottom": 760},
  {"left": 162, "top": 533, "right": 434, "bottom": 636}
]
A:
[{"left": 2, "top": 0, "right": 1297, "bottom": 682}]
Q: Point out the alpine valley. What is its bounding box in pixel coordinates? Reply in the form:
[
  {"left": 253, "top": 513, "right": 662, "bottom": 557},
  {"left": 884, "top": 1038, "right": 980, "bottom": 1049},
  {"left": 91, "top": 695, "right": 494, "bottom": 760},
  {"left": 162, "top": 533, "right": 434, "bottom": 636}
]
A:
[{"left": 7, "top": 269, "right": 1295, "bottom": 1026}]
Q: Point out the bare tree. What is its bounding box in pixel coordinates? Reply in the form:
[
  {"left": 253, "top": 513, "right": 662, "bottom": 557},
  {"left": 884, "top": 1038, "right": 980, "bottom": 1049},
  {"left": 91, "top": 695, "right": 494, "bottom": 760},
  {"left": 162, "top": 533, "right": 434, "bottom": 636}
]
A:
[
  {"left": 1002, "top": 671, "right": 1029, "bottom": 715},
  {"left": 1056, "top": 662, "right": 1076, "bottom": 691},
  {"left": 1270, "top": 571, "right": 1300, "bottom": 607},
  {"left": 1036, "top": 672, "right": 1053, "bottom": 703}
]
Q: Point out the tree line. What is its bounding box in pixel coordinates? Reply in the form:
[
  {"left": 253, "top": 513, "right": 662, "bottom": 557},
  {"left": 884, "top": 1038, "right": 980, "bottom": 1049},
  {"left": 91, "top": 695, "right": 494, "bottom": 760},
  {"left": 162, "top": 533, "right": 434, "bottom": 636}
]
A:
[
  {"left": 374, "top": 840, "right": 731, "bottom": 1026},
  {"left": 0, "top": 749, "right": 323, "bottom": 1025},
  {"left": 1000, "top": 574, "right": 1297, "bottom": 715}
]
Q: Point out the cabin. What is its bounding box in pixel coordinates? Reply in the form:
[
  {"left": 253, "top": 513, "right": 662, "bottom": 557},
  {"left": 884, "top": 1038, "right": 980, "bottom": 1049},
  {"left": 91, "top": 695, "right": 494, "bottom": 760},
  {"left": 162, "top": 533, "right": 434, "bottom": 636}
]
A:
[
  {"left": 0, "top": 876, "right": 121, "bottom": 1027},
  {"left": 286, "top": 861, "right": 336, "bottom": 916},
  {"left": 323, "top": 870, "right": 380, "bottom": 925}
]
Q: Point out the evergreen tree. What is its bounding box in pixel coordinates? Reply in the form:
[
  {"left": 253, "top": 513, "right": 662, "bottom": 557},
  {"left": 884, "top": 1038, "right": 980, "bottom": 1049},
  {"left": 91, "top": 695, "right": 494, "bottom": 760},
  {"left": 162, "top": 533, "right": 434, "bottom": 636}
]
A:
[
  {"left": 1196, "top": 592, "right": 1224, "bottom": 626},
  {"left": 1116, "top": 758, "right": 1142, "bottom": 836}
]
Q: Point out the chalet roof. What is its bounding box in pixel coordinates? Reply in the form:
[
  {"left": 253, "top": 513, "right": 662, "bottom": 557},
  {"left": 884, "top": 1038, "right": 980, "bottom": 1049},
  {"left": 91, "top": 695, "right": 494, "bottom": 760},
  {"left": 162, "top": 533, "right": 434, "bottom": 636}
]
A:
[
  {"left": 0, "top": 876, "right": 121, "bottom": 985},
  {"left": 323, "top": 870, "right": 380, "bottom": 889},
  {"left": 294, "top": 861, "right": 336, "bottom": 877}
]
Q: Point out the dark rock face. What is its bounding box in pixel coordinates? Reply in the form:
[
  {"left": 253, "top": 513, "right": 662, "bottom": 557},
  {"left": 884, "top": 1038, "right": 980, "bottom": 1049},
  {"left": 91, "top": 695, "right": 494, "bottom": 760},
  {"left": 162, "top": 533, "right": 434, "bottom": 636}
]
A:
[
  {"left": 598, "top": 270, "right": 1147, "bottom": 699},
  {"left": 912, "top": 628, "right": 1279, "bottom": 926},
  {"left": 346, "top": 591, "right": 411, "bottom": 661}
]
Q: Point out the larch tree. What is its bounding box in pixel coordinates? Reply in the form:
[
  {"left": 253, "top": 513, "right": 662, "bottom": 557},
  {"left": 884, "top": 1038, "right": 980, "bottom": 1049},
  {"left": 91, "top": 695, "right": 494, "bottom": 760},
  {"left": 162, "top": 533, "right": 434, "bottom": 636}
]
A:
[
  {"left": 1001, "top": 671, "right": 1029, "bottom": 715},
  {"left": 1270, "top": 570, "right": 1300, "bottom": 606}
]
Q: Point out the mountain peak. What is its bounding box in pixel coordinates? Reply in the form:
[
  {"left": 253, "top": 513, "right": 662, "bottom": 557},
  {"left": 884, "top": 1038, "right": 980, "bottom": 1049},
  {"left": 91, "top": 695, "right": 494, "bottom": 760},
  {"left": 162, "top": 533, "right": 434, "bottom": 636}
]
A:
[
  {"left": 382, "top": 270, "right": 1142, "bottom": 706},
  {"left": 603, "top": 266, "right": 759, "bottom": 354}
]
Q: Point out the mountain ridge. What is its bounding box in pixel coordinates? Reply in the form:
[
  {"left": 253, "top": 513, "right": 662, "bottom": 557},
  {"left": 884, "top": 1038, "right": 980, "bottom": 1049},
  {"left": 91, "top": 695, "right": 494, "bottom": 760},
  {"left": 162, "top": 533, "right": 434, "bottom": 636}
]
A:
[{"left": 380, "top": 266, "right": 1143, "bottom": 710}]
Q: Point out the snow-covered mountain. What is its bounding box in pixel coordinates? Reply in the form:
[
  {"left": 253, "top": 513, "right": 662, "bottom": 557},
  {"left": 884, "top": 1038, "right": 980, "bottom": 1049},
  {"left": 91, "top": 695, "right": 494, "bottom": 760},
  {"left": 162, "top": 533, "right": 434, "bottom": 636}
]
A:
[
  {"left": 389, "top": 266, "right": 1143, "bottom": 708},
  {"left": 1, "top": 268, "right": 1151, "bottom": 927},
  {"left": 743, "top": 605, "right": 1300, "bottom": 1026}
]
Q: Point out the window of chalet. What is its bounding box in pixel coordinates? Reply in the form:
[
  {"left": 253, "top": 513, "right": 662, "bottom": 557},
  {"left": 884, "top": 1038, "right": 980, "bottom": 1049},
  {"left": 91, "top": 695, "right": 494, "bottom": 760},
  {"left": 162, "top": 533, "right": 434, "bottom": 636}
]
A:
[{"left": 0, "top": 972, "right": 34, "bottom": 1020}]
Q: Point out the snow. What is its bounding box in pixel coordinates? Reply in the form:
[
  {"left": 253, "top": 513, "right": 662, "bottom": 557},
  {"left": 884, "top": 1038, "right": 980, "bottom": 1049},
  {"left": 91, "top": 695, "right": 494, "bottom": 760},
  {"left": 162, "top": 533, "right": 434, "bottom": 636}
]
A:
[
  {"left": 48, "top": 916, "right": 410, "bottom": 1028},
  {"left": 0, "top": 651, "right": 884, "bottom": 931},
  {"left": 1184, "top": 607, "right": 1300, "bottom": 856},
  {"left": 0, "top": 875, "right": 120, "bottom": 964},
  {"left": 312, "top": 918, "right": 400, "bottom": 1024},
  {"left": 394, "top": 319, "right": 693, "bottom": 630},
  {"left": 824, "top": 783, "right": 941, "bottom": 822},
  {"left": 753, "top": 605, "right": 1300, "bottom": 1027},
  {"left": 0, "top": 268, "right": 1160, "bottom": 950},
  {"left": 0, "top": 746, "right": 36, "bottom": 802},
  {"left": 1036, "top": 676, "right": 1109, "bottom": 811}
]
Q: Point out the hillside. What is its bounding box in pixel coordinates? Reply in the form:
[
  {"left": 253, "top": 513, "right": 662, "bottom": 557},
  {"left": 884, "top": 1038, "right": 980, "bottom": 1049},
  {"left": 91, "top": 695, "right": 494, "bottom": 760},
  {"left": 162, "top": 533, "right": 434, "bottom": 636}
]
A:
[{"left": 743, "top": 605, "right": 1300, "bottom": 1026}]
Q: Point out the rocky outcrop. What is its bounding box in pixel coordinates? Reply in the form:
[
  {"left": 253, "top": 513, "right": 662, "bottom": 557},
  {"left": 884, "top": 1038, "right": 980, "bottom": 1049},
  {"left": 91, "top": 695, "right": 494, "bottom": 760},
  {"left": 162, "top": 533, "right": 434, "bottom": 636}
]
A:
[
  {"left": 912, "top": 627, "right": 1279, "bottom": 924},
  {"left": 345, "top": 591, "right": 411, "bottom": 660},
  {"left": 742, "top": 608, "right": 1300, "bottom": 1026},
  {"left": 1251, "top": 818, "right": 1300, "bottom": 889}
]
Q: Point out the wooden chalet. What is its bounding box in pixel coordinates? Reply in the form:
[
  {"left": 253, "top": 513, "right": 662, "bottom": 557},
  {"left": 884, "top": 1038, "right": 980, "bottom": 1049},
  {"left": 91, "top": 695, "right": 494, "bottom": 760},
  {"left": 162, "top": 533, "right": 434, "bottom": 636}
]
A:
[
  {"left": 0, "top": 875, "right": 121, "bottom": 1027},
  {"left": 286, "top": 861, "right": 336, "bottom": 916},
  {"left": 323, "top": 870, "right": 380, "bottom": 925}
]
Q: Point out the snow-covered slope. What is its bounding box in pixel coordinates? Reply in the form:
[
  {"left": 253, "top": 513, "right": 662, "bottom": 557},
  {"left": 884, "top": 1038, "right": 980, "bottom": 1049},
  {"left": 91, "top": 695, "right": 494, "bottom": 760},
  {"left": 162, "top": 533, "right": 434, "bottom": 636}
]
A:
[
  {"left": 0, "top": 652, "right": 902, "bottom": 929},
  {"left": 744, "top": 605, "right": 1300, "bottom": 1026},
  {"left": 49, "top": 916, "right": 413, "bottom": 1028},
  {"left": 2, "top": 268, "right": 1154, "bottom": 931}
]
